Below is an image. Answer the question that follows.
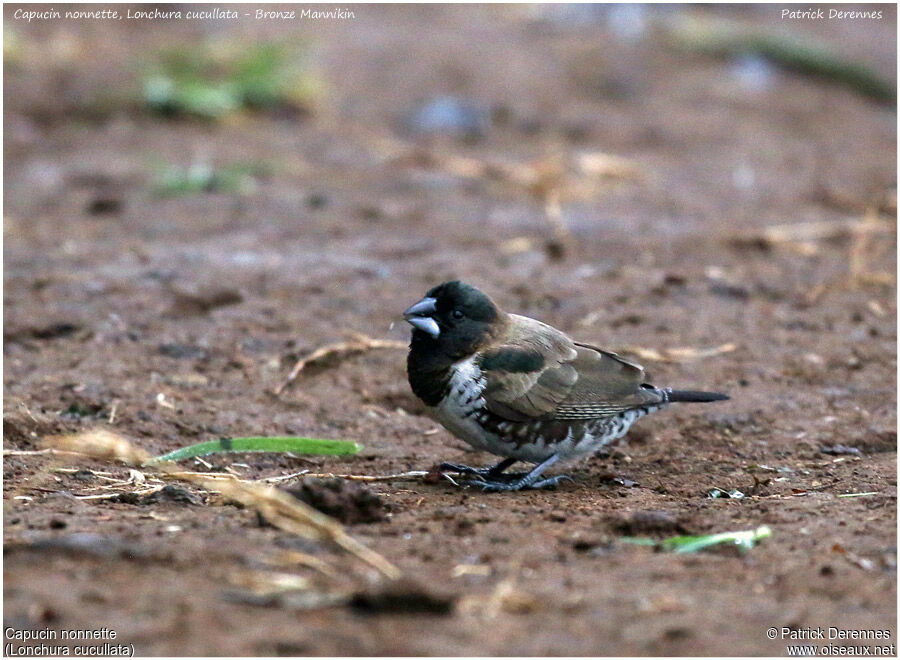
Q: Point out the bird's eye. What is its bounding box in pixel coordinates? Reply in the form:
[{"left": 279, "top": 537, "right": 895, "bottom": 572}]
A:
[{"left": 452, "top": 309, "right": 464, "bottom": 320}]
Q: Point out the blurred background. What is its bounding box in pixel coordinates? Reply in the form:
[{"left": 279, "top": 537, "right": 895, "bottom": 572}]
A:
[{"left": 4, "top": 4, "right": 897, "bottom": 656}]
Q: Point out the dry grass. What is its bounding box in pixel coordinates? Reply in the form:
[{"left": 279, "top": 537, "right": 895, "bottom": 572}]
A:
[
  {"left": 41, "top": 429, "right": 401, "bottom": 579},
  {"left": 396, "top": 148, "right": 641, "bottom": 260},
  {"left": 619, "top": 343, "right": 737, "bottom": 363},
  {"left": 274, "top": 332, "right": 406, "bottom": 395}
]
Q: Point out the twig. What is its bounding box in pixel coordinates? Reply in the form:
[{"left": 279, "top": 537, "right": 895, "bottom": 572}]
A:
[
  {"left": 618, "top": 343, "right": 737, "bottom": 363},
  {"left": 193, "top": 456, "right": 213, "bottom": 470},
  {"left": 832, "top": 543, "right": 877, "bottom": 571},
  {"left": 75, "top": 486, "right": 164, "bottom": 500},
  {"left": 226, "top": 569, "right": 310, "bottom": 594},
  {"left": 259, "top": 550, "right": 340, "bottom": 579},
  {"left": 264, "top": 470, "right": 311, "bottom": 483},
  {"left": 163, "top": 471, "right": 244, "bottom": 481},
  {"left": 4, "top": 448, "right": 102, "bottom": 459},
  {"left": 764, "top": 217, "right": 894, "bottom": 245},
  {"left": 286, "top": 470, "right": 429, "bottom": 482},
  {"left": 49, "top": 467, "right": 115, "bottom": 477},
  {"left": 274, "top": 333, "right": 406, "bottom": 395},
  {"left": 18, "top": 402, "right": 40, "bottom": 424}
]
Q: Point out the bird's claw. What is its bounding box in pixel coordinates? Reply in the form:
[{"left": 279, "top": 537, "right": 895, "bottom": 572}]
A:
[
  {"left": 470, "top": 474, "right": 573, "bottom": 492},
  {"left": 439, "top": 462, "right": 494, "bottom": 477},
  {"left": 439, "top": 458, "right": 519, "bottom": 479}
]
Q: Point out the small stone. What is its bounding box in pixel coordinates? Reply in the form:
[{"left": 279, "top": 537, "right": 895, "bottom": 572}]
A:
[
  {"left": 405, "top": 96, "right": 490, "bottom": 139},
  {"left": 158, "top": 344, "right": 208, "bottom": 360}
]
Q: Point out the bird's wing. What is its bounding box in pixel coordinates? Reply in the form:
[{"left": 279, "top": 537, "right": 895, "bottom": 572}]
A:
[
  {"left": 551, "top": 343, "right": 667, "bottom": 419},
  {"left": 477, "top": 319, "right": 665, "bottom": 421},
  {"left": 475, "top": 315, "right": 579, "bottom": 420}
]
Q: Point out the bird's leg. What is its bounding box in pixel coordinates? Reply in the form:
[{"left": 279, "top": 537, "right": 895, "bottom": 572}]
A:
[
  {"left": 472, "top": 454, "right": 572, "bottom": 492},
  {"left": 439, "top": 457, "right": 518, "bottom": 478}
]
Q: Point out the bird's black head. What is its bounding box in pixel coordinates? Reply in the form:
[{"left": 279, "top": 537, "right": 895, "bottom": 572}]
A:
[{"left": 403, "top": 281, "right": 502, "bottom": 360}]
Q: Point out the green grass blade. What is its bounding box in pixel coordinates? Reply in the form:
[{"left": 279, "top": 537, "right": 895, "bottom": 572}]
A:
[
  {"left": 621, "top": 525, "right": 772, "bottom": 554},
  {"left": 618, "top": 538, "right": 657, "bottom": 547},
  {"left": 147, "top": 436, "right": 362, "bottom": 463},
  {"left": 669, "top": 17, "right": 895, "bottom": 103}
]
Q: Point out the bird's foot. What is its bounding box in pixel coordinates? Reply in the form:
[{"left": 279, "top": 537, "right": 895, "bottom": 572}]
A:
[
  {"left": 439, "top": 462, "right": 494, "bottom": 477},
  {"left": 466, "top": 454, "right": 568, "bottom": 492},
  {"left": 439, "top": 457, "right": 518, "bottom": 478},
  {"left": 439, "top": 455, "right": 567, "bottom": 491},
  {"left": 472, "top": 474, "right": 574, "bottom": 492}
]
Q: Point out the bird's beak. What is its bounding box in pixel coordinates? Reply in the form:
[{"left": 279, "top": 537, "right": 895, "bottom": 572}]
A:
[{"left": 403, "top": 297, "right": 440, "bottom": 338}]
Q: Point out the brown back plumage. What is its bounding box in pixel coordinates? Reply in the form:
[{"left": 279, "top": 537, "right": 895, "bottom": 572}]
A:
[{"left": 477, "top": 315, "right": 667, "bottom": 422}]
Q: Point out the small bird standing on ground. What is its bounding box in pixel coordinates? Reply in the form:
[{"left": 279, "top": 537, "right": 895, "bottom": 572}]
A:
[{"left": 403, "top": 281, "right": 729, "bottom": 491}]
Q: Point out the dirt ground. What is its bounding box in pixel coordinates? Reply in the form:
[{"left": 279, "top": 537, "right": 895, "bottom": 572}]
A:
[{"left": 3, "top": 4, "right": 897, "bottom": 656}]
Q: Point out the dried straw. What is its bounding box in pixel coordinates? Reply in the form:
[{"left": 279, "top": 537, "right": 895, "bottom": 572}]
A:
[{"left": 42, "top": 429, "right": 400, "bottom": 579}]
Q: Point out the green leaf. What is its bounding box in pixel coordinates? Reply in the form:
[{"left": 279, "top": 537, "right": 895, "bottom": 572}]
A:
[
  {"left": 142, "top": 41, "right": 321, "bottom": 119},
  {"left": 152, "top": 162, "right": 265, "bottom": 197},
  {"left": 146, "top": 436, "right": 362, "bottom": 464},
  {"left": 620, "top": 525, "right": 772, "bottom": 554},
  {"left": 668, "top": 17, "right": 895, "bottom": 103}
]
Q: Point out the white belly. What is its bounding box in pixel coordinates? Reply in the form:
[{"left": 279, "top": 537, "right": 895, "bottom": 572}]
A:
[{"left": 429, "top": 357, "right": 493, "bottom": 450}]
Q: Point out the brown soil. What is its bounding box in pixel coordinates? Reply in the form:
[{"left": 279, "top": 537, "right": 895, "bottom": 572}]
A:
[{"left": 4, "top": 5, "right": 897, "bottom": 656}]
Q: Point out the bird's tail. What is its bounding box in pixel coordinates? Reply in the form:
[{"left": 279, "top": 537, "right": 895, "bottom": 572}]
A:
[{"left": 664, "top": 388, "right": 730, "bottom": 403}]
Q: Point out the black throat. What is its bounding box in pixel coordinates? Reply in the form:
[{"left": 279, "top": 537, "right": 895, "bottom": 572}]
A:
[{"left": 406, "top": 331, "right": 457, "bottom": 407}]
